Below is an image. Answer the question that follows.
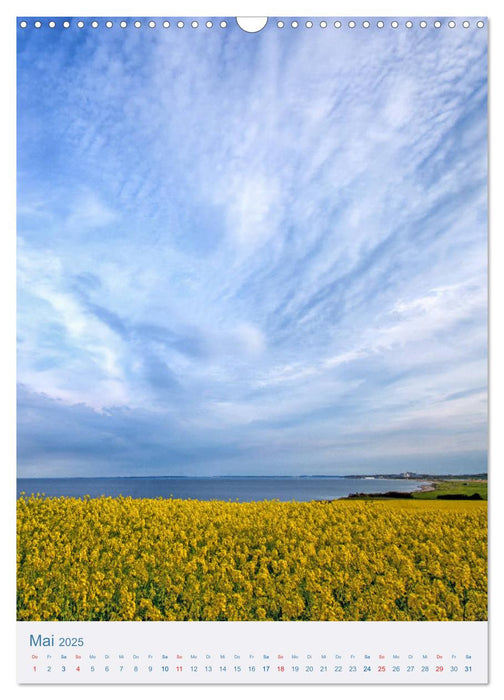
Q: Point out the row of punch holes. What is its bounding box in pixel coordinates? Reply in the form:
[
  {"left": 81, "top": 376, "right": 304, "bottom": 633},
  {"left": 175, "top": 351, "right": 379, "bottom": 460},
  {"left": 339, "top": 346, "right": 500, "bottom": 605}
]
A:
[{"left": 19, "top": 19, "right": 486, "bottom": 30}]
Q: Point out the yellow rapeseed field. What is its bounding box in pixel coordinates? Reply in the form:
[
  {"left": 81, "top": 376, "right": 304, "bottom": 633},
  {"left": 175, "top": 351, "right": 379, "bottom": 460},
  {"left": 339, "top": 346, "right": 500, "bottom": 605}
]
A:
[{"left": 17, "top": 496, "right": 487, "bottom": 621}]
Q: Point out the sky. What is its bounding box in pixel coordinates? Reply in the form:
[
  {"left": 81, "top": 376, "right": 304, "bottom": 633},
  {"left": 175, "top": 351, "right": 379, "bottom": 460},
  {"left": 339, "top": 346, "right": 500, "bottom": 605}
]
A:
[{"left": 16, "top": 18, "right": 487, "bottom": 477}]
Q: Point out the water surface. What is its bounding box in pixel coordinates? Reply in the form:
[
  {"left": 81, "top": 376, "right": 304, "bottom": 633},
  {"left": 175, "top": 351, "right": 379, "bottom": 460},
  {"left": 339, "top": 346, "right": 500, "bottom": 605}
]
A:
[{"left": 17, "top": 476, "right": 428, "bottom": 502}]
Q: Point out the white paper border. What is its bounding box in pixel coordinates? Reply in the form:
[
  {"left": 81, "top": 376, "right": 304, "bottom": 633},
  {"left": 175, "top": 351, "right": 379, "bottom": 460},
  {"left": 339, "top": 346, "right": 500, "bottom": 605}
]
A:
[{"left": 3, "top": 2, "right": 501, "bottom": 699}]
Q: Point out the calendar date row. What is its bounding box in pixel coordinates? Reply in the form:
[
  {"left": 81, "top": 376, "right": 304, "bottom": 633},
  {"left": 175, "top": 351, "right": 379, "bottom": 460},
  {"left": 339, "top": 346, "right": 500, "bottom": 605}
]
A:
[{"left": 32, "top": 663, "right": 473, "bottom": 674}]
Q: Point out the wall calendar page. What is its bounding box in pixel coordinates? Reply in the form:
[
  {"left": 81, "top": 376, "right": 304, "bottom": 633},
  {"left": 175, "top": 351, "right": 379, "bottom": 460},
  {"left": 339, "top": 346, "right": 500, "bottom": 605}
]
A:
[{"left": 15, "top": 5, "right": 488, "bottom": 688}]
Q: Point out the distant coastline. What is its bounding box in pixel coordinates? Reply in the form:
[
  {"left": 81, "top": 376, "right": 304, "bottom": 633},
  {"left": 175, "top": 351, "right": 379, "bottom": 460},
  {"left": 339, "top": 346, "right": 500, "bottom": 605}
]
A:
[{"left": 344, "top": 477, "right": 487, "bottom": 501}]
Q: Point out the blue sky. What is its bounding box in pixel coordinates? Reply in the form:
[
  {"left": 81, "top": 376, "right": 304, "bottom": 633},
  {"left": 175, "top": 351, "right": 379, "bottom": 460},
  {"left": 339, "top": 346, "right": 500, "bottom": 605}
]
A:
[{"left": 17, "top": 19, "right": 487, "bottom": 477}]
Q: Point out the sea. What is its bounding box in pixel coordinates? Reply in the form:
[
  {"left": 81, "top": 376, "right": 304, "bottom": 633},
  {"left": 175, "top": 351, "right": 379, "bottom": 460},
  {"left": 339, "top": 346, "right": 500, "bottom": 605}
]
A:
[{"left": 16, "top": 476, "right": 429, "bottom": 502}]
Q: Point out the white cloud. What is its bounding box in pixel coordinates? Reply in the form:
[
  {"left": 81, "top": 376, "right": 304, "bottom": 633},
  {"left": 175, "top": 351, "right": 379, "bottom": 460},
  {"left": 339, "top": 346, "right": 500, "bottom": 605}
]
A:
[
  {"left": 66, "top": 189, "right": 117, "bottom": 231},
  {"left": 232, "top": 322, "right": 266, "bottom": 357},
  {"left": 373, "top": 282, "right": 486, "bottom": 352},
  {"left": 323, "top": 350, "right": 367, "bottom": 369},
  {"left": 17, "top": 244, "right": 129, "bottom": 409},
  {"left": 223, "top": 173, "right": 281, "bottom": 253}
]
